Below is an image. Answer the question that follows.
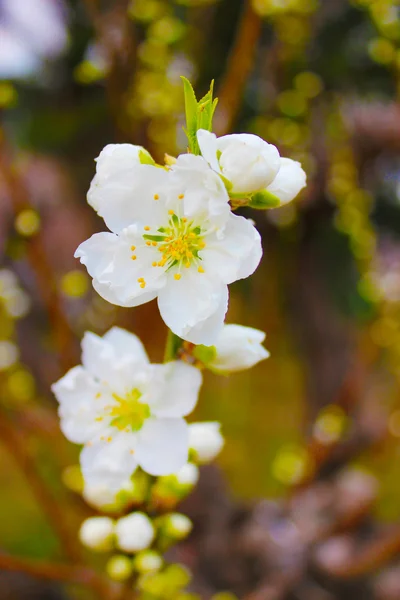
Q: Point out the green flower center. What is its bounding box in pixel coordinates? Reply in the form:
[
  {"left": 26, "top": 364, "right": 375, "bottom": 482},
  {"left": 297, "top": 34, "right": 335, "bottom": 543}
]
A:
[
  {"left": 109, "top": 388, "right": 150, "bottom": 432},
  {"left": 143, "top": 211, "right": 206, "bottom": 274}
]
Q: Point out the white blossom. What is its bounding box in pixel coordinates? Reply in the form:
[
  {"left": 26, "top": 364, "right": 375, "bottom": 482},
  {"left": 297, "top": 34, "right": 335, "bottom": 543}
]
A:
[
  {"left": 52, "top": 327, "right": 202, "bottom": 489},
  {"left": 115, "top": 512, "right": 155, "bottom": 552},
  {"left": 197, "top": 129, "right": 281, "bottom": 195},
  {"left": 209, "top": 324, "right": 269, "bottom": 373},
  {"left": 79, "top": 516, "right": 115, "bottom": 551},
  {"left": 265, "top": 157, "right": 306, "bottom": 205},
  {"left": 82, "top": 478, "right": 134, "bottom": 511},
  {"left": 75, "top": 148, "right": 262, "bottom": 345},
  {"left": 174, "top": 462, "right": 199, "bottom": 486},
  {"left": 188, "top": 422, "right": 224, "bottom": 463}
]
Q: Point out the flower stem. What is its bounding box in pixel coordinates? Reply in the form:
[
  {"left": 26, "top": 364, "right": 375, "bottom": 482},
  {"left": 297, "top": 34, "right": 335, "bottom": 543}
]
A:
[{"left": 163, "top": 330, "right": 183, "bottom": 362}]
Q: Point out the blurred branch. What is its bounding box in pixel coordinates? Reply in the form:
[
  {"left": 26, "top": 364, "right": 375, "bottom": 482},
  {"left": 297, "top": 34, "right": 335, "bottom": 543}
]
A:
[
  {"left": 215, "top": 0, "right": 262, "bottom": 135},
  {"left": 0, "top": 410, "right": 83, "bottom": 565},
  {"left": 0, "top": 137, "right": 77, "bottom": 372},
  {"left": 0, "top": 552, "right": 119, "bottom": 598}
]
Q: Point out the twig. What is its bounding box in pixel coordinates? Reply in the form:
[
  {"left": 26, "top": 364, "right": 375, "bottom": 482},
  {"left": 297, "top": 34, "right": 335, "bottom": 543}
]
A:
[
  {"left": 215, "top": 0, "right": 262, "bottom": 135},
  {"left": 0, "top": 410, "right": 83, "bottom": 564},
  {"left": 0, "top": 551, "right": 112, "bottom": 591}
]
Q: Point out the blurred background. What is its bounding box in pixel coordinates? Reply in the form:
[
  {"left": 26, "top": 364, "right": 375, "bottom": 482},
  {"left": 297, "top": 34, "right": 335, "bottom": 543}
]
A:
[{"left": 2, "top": 0, "right": 400, "bottom": 598}]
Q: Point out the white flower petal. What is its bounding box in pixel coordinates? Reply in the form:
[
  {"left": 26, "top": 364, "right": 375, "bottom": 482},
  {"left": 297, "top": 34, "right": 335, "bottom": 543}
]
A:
[
  {"left": 88, "top": 165, "right": 170, "bottom": 234},
  {"left": 157, "top": 270, "right": 228, "bottom": 344},
  {"left": 198, "top": 130, "right": 281, "bottom": 195},
  {"left": 75, "top": 229, "right": 166, "bottom": 308},
  {"left": 103, "top": 327, "right": 149, "bottom": 366},
  {"left": 148, "top": 361, "right": 202, "bottom": 418},
  {"left": 266, "top": 157, "right": 306, "bottom": 205},
  {"left": 170, "top": 154, "right": 230, "bottom": 225},
  {"left": 135, "top": 417, "right": 188, "bottom": 476},
  {"left": 188, "top": 422, "right": 224, "bottom": 463},
  {"left": 183, "top": 284, "right": 228, "bottom": 345},
  {"left": 210, "top": 324, "right": 270, "bottom": 373},
  {"left": 202, "top": 213, "right": 262, "bottom": 284},
  {"left": 81, "top": 432, "right": 138, "bottom": 491}
]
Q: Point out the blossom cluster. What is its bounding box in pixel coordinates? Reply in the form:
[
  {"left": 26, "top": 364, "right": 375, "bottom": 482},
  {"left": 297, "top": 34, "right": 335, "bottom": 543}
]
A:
[{"left": 52, "top": 82, "right": 306, "bottom": 593}]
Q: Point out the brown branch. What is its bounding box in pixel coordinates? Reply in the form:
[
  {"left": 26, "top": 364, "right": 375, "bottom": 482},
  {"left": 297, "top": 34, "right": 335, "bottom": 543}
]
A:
[
  {"left": 215, "top": 0, "right": 262, "bottom": 135},
  {"left": 0, "top": 552, "right": 111, "bottom": 590},
  {"left": 0, "top": 411, "right": 83, "bottom": 565},
  {"left": 0, "top": 138, "right": 77, "bottom": 372}
]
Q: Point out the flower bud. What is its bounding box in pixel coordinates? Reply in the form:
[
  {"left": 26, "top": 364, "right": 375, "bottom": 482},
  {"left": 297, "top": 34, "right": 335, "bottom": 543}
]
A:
[
  {"left": 174, "top": 463, "right": 199, "bottom": 486},
  {"left": 133, "top": 549, "right": 163, "bottom": 573},
  {"left": 162, "top": 513, "right": 193, "bottom": 540},
  {"left": 197, "top": 129, "right": 280, "bottom": 195},
  {"left": 188, "top": 422, "right": 224, "bottom": 464},
  {"left": 265, "top": 157, "right": 306, "bottom": 206},
  {"left": 115, "top": 512, "right": 155, "bottom": 552},
  {"left": 208, "top": 324, "right": 269, "bottom": 374},
  {"left": 79, "top": 517, "right": 115, "bottom": 552},
  {"left": 106, "top": 555, "right": 133, "bottom": 581}
]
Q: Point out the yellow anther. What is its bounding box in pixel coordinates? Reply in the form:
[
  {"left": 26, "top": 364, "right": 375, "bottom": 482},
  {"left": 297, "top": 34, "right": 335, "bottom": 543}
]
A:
[
  {"left": 95, "top": 392, "right": 101, "bottom": 398},
  {"left": 131, "top": 255, "right": 137, "bottom": 260},
  {"left": 130, "top": 245, "right": 136, "bottom": 251},
  {"left": 144, "top": 225, "right": 151, "bottom": 231},
  {"left": 199, "top": 242, "right": 205, "bottom": 248},
  {"left": 152, "top": 261, "right": 157, "bottom": 267},
  {"left": 185, "top": 262, "right": 190, "bottom": 268},
  {"left": 95, "top": 416, "right": 103, "bottom": 421},
  {"left": 198, "top": 266, "right": 205, "bottom": 273},
  {"left": 146, "top": 241, "right": 151, "bottom": 246},
  {"left": 107, "top": 436, "right": 112, "bottom": 443},
  {"left": 174, "top": 273, "right": 182, "bottom": 280},
  {"left": 130, "top": 449, "right": 135, "bottom": 455},
  {"left": 182, "top": 217, "right": 187, "bottom": 223},
  {"left": 168, "top": 210, "right": 174, "bottom": 215},
  {"left": 154, "top": 194, "right": 159, "bottom": 200},
  {"left": 152, "top": 241, "right": 157, "bottom": 246},
  {"left": 137, "top": 277, "right": 144, "bottom": 282},
  {"left": 178, "top": 194, "right": 184, "bottom": 199},
  {"left": 140, "top": 282, "right": 146, "bottom": 288}
]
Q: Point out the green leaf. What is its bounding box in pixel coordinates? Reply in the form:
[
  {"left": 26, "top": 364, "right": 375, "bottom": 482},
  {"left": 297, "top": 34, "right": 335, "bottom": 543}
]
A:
[
  {"left": 248, "top": 189, "right": 282, "bottom": 209},
  {"left": 181, "top": 78, "right": 218, "bottom": 154},
  {"left": 181, "top": 76, "right": 199, "bottom": 154},
  {"left": 193, "top": 344, "right": 217, "bottom": 364},
  {"left": 138, "top": 149, "right": 156, "bottom": 165}
]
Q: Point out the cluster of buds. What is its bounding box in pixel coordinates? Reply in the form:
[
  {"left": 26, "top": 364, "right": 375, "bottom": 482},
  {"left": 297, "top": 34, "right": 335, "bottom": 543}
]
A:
[{"left": 52, "top": 79, "right": 306, "bottom": 597}]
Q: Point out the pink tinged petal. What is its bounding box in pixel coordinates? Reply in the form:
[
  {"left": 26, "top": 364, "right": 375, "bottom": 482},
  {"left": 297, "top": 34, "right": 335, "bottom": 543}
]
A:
[
  {"left": 135, "top": 418, "right": 188, "bottom": 476},
  {"left": 148, "top": 362, "right": 202, "bottom": 418},
  {"left": 80, "top": 432, "right": 138, "bottom": 491},
  {"left": 157, "top": 269, "right": 228, "bottom": 344},
  {"left": 103, "top": 327, "right": 149, "bottom": 365},
  {"left": 87, "top": 164, "right": 170, "bottom": 234},
  {"left": 201, "top": 213, "right": 262, "bottom": 284}
]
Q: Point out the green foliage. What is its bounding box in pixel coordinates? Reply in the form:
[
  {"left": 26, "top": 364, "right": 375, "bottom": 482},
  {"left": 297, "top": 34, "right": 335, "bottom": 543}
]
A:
[
  {"left": 248, "top": 189, "right": 281, "bottom": 210},
  {"left": 181, "top": 77, "right": 218, "bottom": 154}
]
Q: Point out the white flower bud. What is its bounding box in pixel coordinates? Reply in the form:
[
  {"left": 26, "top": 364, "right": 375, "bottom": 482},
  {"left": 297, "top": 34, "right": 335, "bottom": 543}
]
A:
[
  {"left": 83, "top": 479, "right": 135, "bottom": 512},
  {"left": 266, "top": 157, "right": 306, "bottom": 206},
  {"left": 79, "top": 517, "right": 115, "bottom": 552},
  {"left": 189, "top": 422, "right": 224, "bottom": 464},
  {"left": 174, "top": 463, "right": 199, "bottom": 486},
  {"left": 210, "top": 324, "right": 269, "bottom": 373},
  {"left": 115, "top": 512, "right": 155, "bottom": 553},
  {"left": 163, "top": 513, "right": 193, "bottom": 540},
  {"left": 106, "top": 555, "right": 133, "bottom": 581},
  {"left": 197, "top": 129, "right": 281, "bottom": 195},
  {"left": 133, "top": 550, "right": 163, "bottom": 573}
]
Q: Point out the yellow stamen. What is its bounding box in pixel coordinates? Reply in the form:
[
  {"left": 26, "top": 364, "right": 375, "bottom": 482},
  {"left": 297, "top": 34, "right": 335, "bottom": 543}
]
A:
[
  {"left": 174, "top": 273, "right": 181, "bottom": 280},
  {"left": 198, "top": 266, "right": 205, "bottom": 273},
  {"left": 146, "top": 241, "right": 151, "bottom": 246},
  {"left": 152, "top": 241, "right": 157, "bottom": 246},
  {"left": 140, "top": 281, "right": 146, "bottom": 288},
  {"left": 144, "top": 225, "right": 151, "bottom": 231},
  {"left": 168, "top": 210, "right": 174, "bottom": 215},
  {"left": 178, "top": 194, "right": 184, "bottom": 199},
  {"left": 130, "top": 245, "right": 136, "bottom": 251},
  {"left": 95, "top": 392, "right": 101, "bottom": 398},
  {"left": 131, "top": 255, "right": 137, "bottom": 260},
  {"left": 154, "top": 194, "right": 159, "bottom": 200},
  {"left": 152, "top": 261, "right": 157, "bottom": 267}
]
